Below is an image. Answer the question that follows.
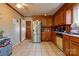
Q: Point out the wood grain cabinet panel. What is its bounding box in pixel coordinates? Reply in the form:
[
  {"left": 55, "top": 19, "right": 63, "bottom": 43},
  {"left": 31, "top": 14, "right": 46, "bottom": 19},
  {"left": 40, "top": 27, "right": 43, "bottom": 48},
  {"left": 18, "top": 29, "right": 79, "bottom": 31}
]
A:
[
  {"left": 53, "top": 11, "right": 65, "bottom": 26},
  {"left": 33, "top": 16, "right": 53, "bottom": 27},
  {"left": 63, "top": 35, "right": 79, "bottom": 56},
  {"left": 63, "top": 35, "right": 70, "bottom": 56},
  {"left": 70, "top": 40, "right": 79, "bottom": 56},
  {"left": 53, "top": 4, "right": 75, "bottom": 26},
  {"left": 70, "top": 36, "right": 79, "bottom": 56},
  {"left": 51, "top": 32, "right": 56, "bottom": 44},
  {"left": 42, "top": 32, "right": 51, "bottom": 41}
]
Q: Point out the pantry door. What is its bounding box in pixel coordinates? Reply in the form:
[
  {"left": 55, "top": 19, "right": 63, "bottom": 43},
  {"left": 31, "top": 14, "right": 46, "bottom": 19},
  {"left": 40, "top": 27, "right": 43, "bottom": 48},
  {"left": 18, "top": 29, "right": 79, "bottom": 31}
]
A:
[{"left": 26, "top": 21, "right": 31, "bottom": 40}]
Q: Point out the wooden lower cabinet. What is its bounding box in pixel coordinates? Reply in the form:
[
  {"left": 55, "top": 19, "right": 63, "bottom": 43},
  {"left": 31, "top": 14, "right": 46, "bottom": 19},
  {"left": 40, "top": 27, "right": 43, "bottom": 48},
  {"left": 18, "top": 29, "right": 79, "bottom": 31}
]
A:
[
  {"left": 63, "top": 35, "right": 70, "bottom": 56},
  {"left": 70, "top": 36, "right": 79, "bottom": 56},
  {"left": 51, "top": 32, "right": 56, "bottom": 44},
  {"left": 63, "top": 35, "right": 79, "bottom": 56},
  {"left": 42, "top": 32, "right": 51, "bottom": 41},
  {"left": 70, "top": 40, "right": 79, "bottom": 56}
]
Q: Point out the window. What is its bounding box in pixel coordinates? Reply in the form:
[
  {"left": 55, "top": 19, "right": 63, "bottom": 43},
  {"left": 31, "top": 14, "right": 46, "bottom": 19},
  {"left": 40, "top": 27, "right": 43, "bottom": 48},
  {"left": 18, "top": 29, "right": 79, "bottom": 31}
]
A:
[{"left": 73, "top": 6, "right": 79, "bottom": 24}]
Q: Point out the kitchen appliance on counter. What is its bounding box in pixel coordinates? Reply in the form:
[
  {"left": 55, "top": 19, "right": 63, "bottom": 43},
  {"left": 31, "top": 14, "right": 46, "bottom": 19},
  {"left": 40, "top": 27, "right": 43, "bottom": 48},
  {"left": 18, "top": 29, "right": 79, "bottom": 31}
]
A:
[
  {"left": 32, "top": 20, "right": 41, "bottom": 43},
  {"left": 52, "top": 26, "right": 65, "bottom": 32},
  {"left": 56, "top": 33, "right": 63, "bottom": 51}
]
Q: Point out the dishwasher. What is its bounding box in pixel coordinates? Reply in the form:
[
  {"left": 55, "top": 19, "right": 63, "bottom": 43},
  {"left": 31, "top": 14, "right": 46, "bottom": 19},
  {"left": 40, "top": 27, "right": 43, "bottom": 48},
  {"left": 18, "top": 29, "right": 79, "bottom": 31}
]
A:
[{"left": 56, "top": 33, "right": 63, "bottom": 51}]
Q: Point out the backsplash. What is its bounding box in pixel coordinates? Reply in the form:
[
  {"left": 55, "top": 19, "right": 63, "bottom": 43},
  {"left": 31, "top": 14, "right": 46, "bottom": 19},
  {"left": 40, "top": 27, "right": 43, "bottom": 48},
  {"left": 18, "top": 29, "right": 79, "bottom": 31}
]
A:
[
  {"left": 71, "top": 21, "right": 79, "bottom": 33},
  {"left": 42, "top": 27, "right": 51, "bottom": 32},
  {"left": 52, "top": 26, "right": 65, "bottom": 32}
]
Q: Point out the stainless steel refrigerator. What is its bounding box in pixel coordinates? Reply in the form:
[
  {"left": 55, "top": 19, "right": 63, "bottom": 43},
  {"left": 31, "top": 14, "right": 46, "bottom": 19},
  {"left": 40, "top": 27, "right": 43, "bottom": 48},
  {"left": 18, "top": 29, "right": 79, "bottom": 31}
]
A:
[{"left": 32, "top": 20, "right": 41, "bottom": 43}]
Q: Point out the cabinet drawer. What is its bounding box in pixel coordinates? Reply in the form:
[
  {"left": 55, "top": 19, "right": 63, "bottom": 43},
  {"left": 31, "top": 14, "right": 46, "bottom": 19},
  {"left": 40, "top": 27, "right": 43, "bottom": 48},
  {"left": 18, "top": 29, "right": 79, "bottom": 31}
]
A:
[
  {"left": 63, "top": 35, "right": 70, "bottom": 40},
  {"left": 70, "top": 41, "right": 79, "bottom": 56},
  {"left": 70, "top": 36, "right": 79, "bottom": 43}
]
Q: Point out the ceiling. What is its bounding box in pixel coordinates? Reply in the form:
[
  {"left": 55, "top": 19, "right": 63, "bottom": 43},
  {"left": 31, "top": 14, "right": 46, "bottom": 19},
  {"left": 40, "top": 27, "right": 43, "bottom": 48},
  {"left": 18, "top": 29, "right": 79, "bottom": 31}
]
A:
[{"left": 8, "top": 3, "right": 64, "bottom": 17}]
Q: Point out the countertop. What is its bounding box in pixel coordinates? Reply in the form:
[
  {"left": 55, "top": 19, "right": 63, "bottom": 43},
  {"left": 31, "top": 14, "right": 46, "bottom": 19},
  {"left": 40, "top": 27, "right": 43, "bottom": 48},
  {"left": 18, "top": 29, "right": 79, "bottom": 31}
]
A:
[
  {"left": 0, "top": 37, "right": 10, "bottom": 41},
  {"left": 53, "top": 31, "right": 79, "bottom": 38}
]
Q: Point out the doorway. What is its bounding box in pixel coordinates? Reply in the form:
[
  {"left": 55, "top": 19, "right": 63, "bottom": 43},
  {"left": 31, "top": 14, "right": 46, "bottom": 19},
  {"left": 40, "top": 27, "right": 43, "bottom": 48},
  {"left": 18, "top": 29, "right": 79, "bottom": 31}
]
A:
[{"left": 26, "top": 21, "right": 31, "bottom": 40}]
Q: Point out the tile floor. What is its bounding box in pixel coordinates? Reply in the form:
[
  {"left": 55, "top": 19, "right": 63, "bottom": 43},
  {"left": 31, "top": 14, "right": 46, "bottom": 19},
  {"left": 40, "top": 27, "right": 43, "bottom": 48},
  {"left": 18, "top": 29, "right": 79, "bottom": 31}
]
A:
[{"left": 11, "top": 40, "right": 65, "bottom": 56}]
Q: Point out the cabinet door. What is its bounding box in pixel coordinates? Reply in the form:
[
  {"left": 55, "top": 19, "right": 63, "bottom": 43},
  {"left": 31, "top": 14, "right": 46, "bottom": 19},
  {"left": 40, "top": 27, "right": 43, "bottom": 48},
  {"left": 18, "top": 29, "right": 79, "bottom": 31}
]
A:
[
  {"left": 70, "top": 41, "right": 79, "bottom": 56},
  {"left": 51, "top": 32, "right": 56, "bottom": 44},
  {"left": 54, "top": 16, "right": 57, "bottom": 26},
  {"left": 42, "top": 32, "right": 51, "bottom": 41},
  {"left": 63, "top": 35, "right": 70, "bottom": 56},
  {"left": 45, "top": 18, "right": 52, "bottom": 27},
  {"left": 26, "top": 21, "right": 31, "bottom": 39},
  {"left": 60, "top": 12, "right": 64, "bottom": 25},
  {"left": 66, "top": 9, "right": 72, "bottom": 24}
]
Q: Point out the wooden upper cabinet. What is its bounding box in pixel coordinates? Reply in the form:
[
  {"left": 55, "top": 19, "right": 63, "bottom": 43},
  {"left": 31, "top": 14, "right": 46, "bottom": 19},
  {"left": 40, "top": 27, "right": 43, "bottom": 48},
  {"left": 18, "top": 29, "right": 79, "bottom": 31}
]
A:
[
  {"left": 60, "top": 10, "right": 65, "bottom": 25},
  {"left": 53, "top": 4, "right": 76, "bottom": 26},
  {"left": 54, "top": 15, "right": 60, "bottom": 26},
  {"left": 33, "top": 16, "right": 53, "bottom": 27},
  {"left": 53, "top": 8, "right": 72, "bottom": 26},
  {"left": 53, "top": 10, "right": 65, "bottom": 26},
  {"left": 45, "top": 18, "right": 53, "bottom": 27},
  {"left": 54, "top": 16, "right": 57, "bottom": 26},
  {"left": 65, "top": 9, "right": 72, "bottom": 25}
]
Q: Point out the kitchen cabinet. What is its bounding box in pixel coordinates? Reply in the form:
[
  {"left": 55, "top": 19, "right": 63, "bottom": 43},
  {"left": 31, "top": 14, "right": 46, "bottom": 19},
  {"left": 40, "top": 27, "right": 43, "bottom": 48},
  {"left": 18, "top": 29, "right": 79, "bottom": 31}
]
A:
[
  {"left": 53, "top": 4, "right": 75, "bottom": 26},
  {"left": 63, "top": 34, "right": 79, "bottom": 56},
  {"left": 51, "top": 32, "right": 56, "bottom": 44},
  {"left": 42, "top": 28, "right": 51, "bottom": 41},
  {"left": 53, "top": 11, "right": 65, "bottom": 26},
  {"left": 65, "top": 9, "right": 72, "bottom": 24},
  {"left": 33, "top": 16, "right": 53, "bottom": 27},
  {"left": 54, "top": 16, "right": 57, "bottom": 26},
  {"left": 70, "top": 36, "right": 79, "bottom": 56},
  {"left": 63, "top": 35, "right": 70, "bottom": 56},
  {"left": 45, "top": 18, "right": 53, "bottom": 27},
  {"left": 42, "top": 32, "right": 51, "bottom": 41}
]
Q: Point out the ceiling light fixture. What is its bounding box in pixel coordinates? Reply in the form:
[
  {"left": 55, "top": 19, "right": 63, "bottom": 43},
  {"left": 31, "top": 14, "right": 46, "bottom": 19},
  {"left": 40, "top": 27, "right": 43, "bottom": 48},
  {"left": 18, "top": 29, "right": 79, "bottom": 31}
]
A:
[
  {"left": 44, "top": 13, "right": 47, "bottom": 16},
  {"left": 16, "top": 3, "right": 28, "bottom": 8},
  {"left": 16, "top": 4, "right": 23, "bottom": 8}
]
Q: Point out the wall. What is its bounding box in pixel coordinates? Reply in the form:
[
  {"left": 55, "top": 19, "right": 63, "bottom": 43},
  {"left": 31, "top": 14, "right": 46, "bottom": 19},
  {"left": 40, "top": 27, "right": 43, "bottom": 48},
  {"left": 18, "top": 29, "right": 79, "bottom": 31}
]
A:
[
  {"left": 21, "top": 19, "right": 26, "bottom": 41},
  {"left": 0, "top": 4, "right": 23, "bottom": 46}
]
